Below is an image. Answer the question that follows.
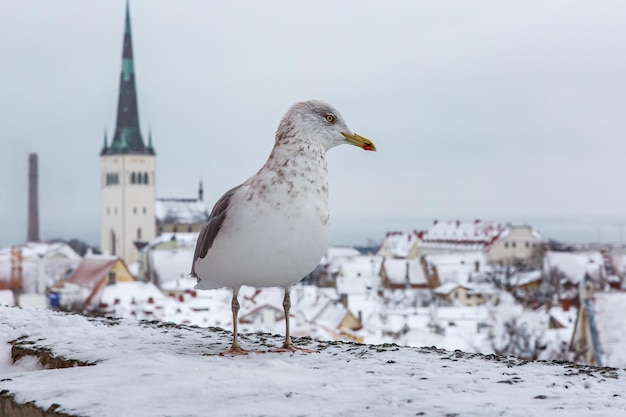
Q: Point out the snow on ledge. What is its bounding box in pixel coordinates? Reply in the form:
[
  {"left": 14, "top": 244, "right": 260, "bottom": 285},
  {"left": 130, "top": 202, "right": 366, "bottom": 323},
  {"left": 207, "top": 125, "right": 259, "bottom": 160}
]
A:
[{"left": 1, "top": 306, "right": 625, "bottom": 417}]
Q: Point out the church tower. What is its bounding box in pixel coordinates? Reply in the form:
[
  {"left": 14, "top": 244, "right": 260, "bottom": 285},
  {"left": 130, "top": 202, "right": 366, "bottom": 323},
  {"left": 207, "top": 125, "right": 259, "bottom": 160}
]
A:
[{"left": 100, "top": 1, "right": 156, "bottom": 264}]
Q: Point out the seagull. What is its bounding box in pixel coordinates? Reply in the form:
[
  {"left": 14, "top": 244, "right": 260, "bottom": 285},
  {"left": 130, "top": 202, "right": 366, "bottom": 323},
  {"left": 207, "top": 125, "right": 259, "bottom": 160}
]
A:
[{"left": 191, "top": 100, "right": 375, "bottom": 355}]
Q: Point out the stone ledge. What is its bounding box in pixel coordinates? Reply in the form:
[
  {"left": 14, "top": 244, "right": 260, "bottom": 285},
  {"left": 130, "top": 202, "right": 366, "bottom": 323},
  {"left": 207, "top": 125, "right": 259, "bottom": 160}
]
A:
[
  {"left": 0, "top": 391, "right": 78, "bottom": 417},
  {"left": 11, "top": 336, "right": 97, "bottom": 369}
]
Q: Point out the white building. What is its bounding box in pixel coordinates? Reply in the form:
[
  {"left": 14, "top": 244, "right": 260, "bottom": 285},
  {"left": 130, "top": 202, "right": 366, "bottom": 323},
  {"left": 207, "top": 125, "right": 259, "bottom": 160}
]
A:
[{"left": 418, "top": 220, "right": 545, "bottom": 265}]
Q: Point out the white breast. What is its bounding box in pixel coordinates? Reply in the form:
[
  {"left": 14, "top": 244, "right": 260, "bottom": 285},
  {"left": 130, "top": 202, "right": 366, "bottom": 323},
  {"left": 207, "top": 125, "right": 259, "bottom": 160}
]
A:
[{"left": 194, "top": 142, "right": 330, "bottom": 290}]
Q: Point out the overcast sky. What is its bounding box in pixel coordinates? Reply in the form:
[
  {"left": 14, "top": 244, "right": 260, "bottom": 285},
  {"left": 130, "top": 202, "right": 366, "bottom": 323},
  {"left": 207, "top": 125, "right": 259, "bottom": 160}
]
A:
[{"left": 1, "top": 0, "right": 626, "bottom": 248}]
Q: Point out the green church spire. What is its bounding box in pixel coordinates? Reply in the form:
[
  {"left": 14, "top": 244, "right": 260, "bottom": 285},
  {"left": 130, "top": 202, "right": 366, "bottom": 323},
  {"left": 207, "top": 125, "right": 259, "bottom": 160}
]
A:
[{"left": 102, "top": 1, "right": 155, "bottom": 156}]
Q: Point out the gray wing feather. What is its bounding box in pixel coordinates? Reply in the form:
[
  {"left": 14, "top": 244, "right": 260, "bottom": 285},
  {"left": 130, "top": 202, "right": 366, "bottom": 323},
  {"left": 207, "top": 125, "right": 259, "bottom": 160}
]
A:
[{"left": 191, "top": 185, "right": 242, "bottom": 277}]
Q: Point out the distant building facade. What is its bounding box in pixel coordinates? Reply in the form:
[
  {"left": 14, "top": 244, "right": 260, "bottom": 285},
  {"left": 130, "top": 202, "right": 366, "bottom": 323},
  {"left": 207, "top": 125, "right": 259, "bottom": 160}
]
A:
[
  {"left": 487, "top": 224, "right": 545, "bottom": 265},
  {"left": 417, "top": 220, "right": 545, "bottom": 266}
]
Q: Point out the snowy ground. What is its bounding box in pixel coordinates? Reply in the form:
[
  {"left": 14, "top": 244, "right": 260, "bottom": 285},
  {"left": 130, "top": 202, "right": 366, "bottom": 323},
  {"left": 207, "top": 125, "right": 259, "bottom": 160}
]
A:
[{"left": 1, "top": 306, "right": 625, "bottom": 417}]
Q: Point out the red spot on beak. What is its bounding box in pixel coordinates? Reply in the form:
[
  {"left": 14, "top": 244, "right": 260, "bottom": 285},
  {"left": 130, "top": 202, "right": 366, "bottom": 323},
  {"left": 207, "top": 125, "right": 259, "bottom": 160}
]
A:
[{"left": 363, "top": 145, "right": 374, "bottom": 151}]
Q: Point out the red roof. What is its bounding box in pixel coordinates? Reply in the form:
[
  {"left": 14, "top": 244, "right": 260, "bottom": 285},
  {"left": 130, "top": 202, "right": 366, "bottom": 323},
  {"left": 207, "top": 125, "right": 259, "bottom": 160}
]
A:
[{"left": 67, "top": 257, "right": 119, "bottom": 289}]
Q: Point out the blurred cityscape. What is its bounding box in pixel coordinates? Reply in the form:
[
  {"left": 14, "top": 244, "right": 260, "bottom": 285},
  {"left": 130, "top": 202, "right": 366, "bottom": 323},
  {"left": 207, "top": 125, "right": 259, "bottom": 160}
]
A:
[{"left": 2, "top": 218, "right": 626, "bottom": 368}]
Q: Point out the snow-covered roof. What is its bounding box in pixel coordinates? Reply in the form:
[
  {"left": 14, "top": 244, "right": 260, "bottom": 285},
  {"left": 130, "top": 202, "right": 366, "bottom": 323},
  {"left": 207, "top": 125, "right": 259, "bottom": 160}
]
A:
[
  {"left": 407, "top": 259, "right": 428, "bottom": 285},
  {"left": 419, "top": 220, "right": 506, "bottom": 251},
  {"left": 336, "top": 274, "right": 372, "bottom": 295},
  {"left": 434, "top": 282, "right": 466, "bottom": 295},
  {"left": 314, "top": 302, "right": 350, "bottom": 330},
  {"left": 338, "top": 255, "right": 381, "bottom": 279},
  {"left": 336, "top": 256, "right": 381, "bottom": 295},
  {"left": 510, "top": 270, "right": 543, "bottom": 287},
  {"left": 238, "top": 287, "right": 284, "bottom": 317},
  {"left": 382, "top": 258, "right": 429, "bottom": 287},
  {"left": 377, "top": 230, "right": 421, "bottom": 258},
  {"left": 424, "top": 252, "right": 487, "bottom": 284},
  {"left": 321, "top": 246, "right": 361, "bottom": 264},
  {"left": 537, "top": 304, "right": 577, "bottom": 330},
  {"left": 433, "top": 282, "right": 496, "bottom": 297},
  {"left": 320, "top": 246, "right": 368, "bottom": 276},
  {"left": 155, "top": 198, "right": 209, "bottom": 225},
  {"left": 383, "top": 258, "right": 407, "bottom": 284},
  {"left": 544, "top": 251, "right": 604, "bottom": 284},
  {"left": 292, "top": 286, "right": 336, "bottom": 323}
]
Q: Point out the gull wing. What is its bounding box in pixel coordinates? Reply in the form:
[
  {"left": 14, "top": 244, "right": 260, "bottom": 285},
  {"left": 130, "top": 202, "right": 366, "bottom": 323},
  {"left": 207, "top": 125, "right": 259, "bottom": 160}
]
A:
[{"left": 191, "top": 184, "right": 242, "bottom": 277}]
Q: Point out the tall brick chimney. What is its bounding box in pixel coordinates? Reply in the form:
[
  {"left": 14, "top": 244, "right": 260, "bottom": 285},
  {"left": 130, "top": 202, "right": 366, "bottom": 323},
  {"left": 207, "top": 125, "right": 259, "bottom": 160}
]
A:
[{"left": 27, "top": 153, "right": 39, "bottom": 242}]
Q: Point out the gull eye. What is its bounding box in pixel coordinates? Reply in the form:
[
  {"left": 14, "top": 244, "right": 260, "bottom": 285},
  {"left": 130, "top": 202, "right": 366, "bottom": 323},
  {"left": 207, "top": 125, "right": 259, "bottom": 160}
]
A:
[{"left": 324, "top": 114, "right": 335, "bottom": 123}]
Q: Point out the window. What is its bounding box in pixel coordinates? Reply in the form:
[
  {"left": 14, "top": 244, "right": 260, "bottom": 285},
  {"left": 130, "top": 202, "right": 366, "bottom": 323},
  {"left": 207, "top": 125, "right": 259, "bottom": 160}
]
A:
[
  {"left": 105, "top": 173, "right": 119, "bottom": 186},
  {"left": 504, "top": 242, "right": 509, "bottom": 248},
  {"left": 133, "top": 207, "right": 137, "bottom": 215},
  {"left": 109, "top": 173, "right": 118, "bottom": 185},
  {"left": 512, "top": 242, "right": 517, "bottom": 248},
  {"left": 131, "top": 172, "right": 136, "bottom": 184},
  {"left": 525, "top": 242, "right": 530, "bottom": 248},
  {"left": 143, "top": 172, "right": 149, "bottom": 184},
  {"left": 137, "top": 228, "right": 142, "bottom": 240},
  {"left": 173, "top": 226, "right": 178, "bottom": 233}
]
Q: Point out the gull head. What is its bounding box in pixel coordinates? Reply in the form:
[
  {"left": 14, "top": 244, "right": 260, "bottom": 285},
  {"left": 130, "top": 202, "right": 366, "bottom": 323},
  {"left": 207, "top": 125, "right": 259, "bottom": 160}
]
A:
[{"left": 276, "top": 100, "right": 376, "bottom": 152}]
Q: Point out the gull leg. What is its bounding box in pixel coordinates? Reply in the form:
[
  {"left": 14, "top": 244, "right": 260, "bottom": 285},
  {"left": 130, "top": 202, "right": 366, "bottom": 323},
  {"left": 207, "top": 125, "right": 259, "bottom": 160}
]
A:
[
  {"left": 272, "top": 287, "right": 316, "bottom": 353},
  {"left": 220, "top": 288, "right": 247, "bottom": 355},
  {"left": 283, "top": 288, "right": 294, "bottom": 349}
]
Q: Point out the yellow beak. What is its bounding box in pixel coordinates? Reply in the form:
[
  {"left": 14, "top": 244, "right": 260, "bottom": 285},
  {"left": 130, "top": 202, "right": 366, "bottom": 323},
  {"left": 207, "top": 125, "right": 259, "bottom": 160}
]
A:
[{"left": 342, "top": 132, "right": 376, "bottom": 151}]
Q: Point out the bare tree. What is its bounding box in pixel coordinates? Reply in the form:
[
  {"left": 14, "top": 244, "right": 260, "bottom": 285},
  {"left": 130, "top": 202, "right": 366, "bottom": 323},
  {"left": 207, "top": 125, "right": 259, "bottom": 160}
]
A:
[{"left": 490, "top": 317, "right": 547, "bottom": 360}]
